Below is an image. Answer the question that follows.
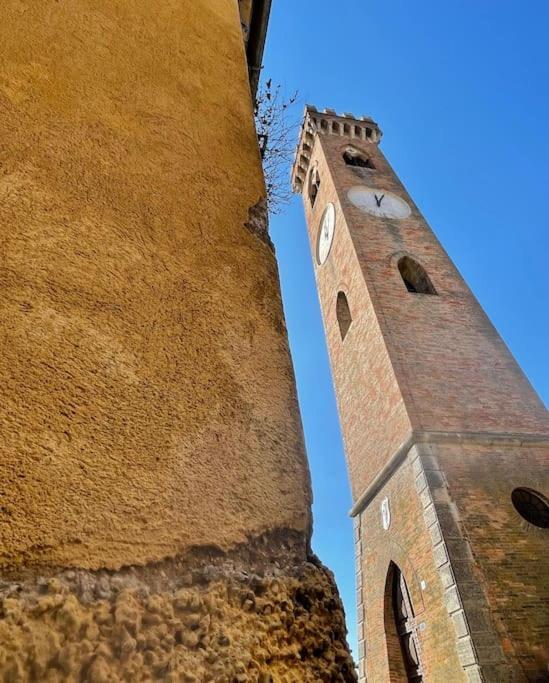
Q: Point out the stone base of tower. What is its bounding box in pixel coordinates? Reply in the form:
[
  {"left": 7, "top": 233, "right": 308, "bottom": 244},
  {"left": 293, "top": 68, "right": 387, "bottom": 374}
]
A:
[
  {"left": 352, "top": 433, "right": 549, "bottom": 683},
  {"left": 0, "top": 531, "right": 356, "bottom": 682}
]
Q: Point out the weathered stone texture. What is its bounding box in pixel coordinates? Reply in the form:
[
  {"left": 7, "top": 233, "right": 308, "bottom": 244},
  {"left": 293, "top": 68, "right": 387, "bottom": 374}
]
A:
[{"left": 0, "top": 535, "right": 356, "bottom": 682}]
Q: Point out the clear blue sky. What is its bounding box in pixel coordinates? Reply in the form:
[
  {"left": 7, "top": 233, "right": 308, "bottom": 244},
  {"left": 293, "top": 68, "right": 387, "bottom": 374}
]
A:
[{"left": 262, "top": 0, "right": 549, "bottom": 658}]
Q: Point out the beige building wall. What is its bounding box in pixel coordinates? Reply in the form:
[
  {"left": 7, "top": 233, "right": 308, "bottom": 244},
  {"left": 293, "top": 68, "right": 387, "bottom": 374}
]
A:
[
  {"left": 0, "top": 5, "right": 358, "bottom": 680},
  {"left": 0, "top": 0, "right": 311, "bottom": 572}
]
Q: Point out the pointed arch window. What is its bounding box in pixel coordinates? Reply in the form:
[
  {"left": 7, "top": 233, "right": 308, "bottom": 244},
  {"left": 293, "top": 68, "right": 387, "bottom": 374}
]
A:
[
  {"left": 308, "top": 168, "right": 321, "bottom": 207},
  {"left": 384, "top": 563, "right": 423, "bottom": 682},
  {"left": 336, "top": 291, "right": 352, "bottom": 340},
  {"left": 397, "top": 256, "right": 437, "bottom": 295}
]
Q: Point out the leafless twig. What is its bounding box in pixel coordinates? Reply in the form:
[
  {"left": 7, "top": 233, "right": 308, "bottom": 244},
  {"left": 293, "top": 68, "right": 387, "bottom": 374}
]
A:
[{"left": 254, "top": 80, "right": 299, "bottom": 215}]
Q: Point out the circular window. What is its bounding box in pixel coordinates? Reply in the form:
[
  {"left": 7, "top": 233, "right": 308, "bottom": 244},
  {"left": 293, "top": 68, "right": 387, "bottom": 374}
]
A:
[{"left": 511, "top": 488, "right": 549, "bottom": 528}]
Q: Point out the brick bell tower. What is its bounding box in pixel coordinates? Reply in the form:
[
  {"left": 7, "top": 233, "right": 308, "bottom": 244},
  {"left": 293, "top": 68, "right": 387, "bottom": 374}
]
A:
[{"left": 292, "top": 107, "right": 549, "bottom": 682}]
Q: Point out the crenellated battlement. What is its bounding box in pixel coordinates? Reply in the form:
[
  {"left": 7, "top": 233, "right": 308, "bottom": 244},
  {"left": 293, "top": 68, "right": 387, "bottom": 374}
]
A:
[{"left": 291, "top": 105, "right": 382, "bottom": 193}]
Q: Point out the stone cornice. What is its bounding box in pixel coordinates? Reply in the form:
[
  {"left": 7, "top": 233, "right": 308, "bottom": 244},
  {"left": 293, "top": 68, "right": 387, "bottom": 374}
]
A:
[{"left": 349, "top": 429, "right": 549, "bottom": 518}]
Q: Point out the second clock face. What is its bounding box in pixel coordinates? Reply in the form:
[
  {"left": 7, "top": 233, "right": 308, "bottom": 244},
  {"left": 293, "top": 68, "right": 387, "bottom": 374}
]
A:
[
  {"left": 317, "top": 203, "right": 336, "bottom": 265},
  {"left": 348, "top": 185, "right": 411, "bottom": 219}
]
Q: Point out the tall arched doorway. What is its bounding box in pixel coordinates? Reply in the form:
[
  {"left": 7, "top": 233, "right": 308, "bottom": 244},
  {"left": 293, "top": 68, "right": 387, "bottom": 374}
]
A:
[{"left": 384, "top": 562, "right": 423, "bottom": 682}]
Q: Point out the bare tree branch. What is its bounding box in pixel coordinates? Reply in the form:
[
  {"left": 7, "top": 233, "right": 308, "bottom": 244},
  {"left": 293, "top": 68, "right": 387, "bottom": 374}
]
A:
[{"left": 254, "top": 80, "right": 299, "bottom": 215}]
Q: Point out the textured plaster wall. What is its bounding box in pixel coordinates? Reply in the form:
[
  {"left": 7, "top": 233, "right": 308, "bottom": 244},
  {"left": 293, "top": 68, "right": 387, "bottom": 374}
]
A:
[{"left": 0, "top": 0, "right": 311, "bottom": 571}]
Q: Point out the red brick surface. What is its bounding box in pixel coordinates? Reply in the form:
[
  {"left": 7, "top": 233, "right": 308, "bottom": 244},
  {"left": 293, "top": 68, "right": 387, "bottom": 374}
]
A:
[
  {"left": 297, "top": 113, "right": 549, "bottom": 682},
  {"left": 358, "top": 456, "right": 465, "bottom": 681},
  {"left": 438, "top": 441, "right": 549, "bottom": 680},
  {"left": 303, "top": 124, "right": 548, "bottom": 498}
]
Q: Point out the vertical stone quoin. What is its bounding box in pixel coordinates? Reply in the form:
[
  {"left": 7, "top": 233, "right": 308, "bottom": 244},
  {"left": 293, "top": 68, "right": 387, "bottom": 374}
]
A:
[
  {"left": 0, "top": 2, "right": 355, "bottom": 680},
  {"left": 292, "top": 105, "right": 549, "bottom": 682}
]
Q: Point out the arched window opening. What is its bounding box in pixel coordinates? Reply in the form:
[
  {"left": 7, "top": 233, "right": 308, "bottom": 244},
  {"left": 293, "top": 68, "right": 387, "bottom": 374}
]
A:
[
  {"left": 343, "top": 148, "right": 375, "bottom": 169},
  {"left": 354, "top": 125, "right": 362, "bottom": 138},
  {"left": 336, "top": 292, "right": 352, "bottom": 340},
  {"left": 384, "top": 563, "right": 423, "bottom": 682},
  {"left": 398, "top": 257, "right": 437, "bottom": 295},
  {"left": 308, "top": 168, "right": 321, "bottom": 207},
  {"left": 512, "top": 488, "right": 549, "bottom": 528},
  {"left": 366, "top": 126, "right": 373, "bottom": 139},
  {"left": 332, "top": 121, "right": 340, "bottom": 134},
  {"left": 320, "top": 119, "right": 328, "bottom": 132}
]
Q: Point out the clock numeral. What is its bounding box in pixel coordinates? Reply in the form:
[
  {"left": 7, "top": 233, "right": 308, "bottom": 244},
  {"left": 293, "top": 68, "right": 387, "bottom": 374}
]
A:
[{"left": 374, "top": 193, "right": 385, "bottom": 207}]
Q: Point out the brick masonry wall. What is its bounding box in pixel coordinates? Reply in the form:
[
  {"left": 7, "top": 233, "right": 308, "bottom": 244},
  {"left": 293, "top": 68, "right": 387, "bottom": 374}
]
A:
[
  {"left": 303, "top": 128, "right": 548, "bottom": 501},
  {"left": 297, "top": 115, "right": 549, "bottom": 682},
  {"left": 356, "top": 447, "right": 466, "bottom": 682},
  {"left": 355, "top": 443, "right": 549, "bottom": 683},
  {"left": 321, "top": 133, "right": 548, "bottom": 444},
  {"left": 354, "top": 438, "right": 549, "bottom": 683},
  {"left": 302, "top": 136, "right": 413, "bottom": 501},
  {"left": 436, "top": 440, "right": 549, "bottom": 680}
]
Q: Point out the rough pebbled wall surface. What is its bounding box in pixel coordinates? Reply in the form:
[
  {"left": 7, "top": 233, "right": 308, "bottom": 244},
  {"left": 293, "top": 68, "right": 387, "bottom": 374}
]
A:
[
  {"left": 0, "top": 0, "right": 312, "bottom": 570},
  {"left": 0, "top": 533, "right": 356, "bottom": 682}
]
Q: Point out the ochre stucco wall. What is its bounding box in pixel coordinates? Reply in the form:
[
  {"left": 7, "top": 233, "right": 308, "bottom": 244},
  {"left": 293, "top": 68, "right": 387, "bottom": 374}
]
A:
[{"left": 0, "top": 0, "right": 311, "bottom": 571}]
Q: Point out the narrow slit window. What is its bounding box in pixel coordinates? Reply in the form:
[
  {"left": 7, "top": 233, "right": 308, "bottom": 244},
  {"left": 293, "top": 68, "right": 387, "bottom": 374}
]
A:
[
  {"left": 336, "top": 291, "right": 352, "bottom": 340},
  {"left": 398, "top": 256, "right": 437, "bottom": 295}
]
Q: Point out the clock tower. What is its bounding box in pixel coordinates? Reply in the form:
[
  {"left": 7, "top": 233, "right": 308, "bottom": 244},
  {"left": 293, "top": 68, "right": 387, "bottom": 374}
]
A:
[{"left": 292, "top": 107, "right": 549, "bottom": 682}]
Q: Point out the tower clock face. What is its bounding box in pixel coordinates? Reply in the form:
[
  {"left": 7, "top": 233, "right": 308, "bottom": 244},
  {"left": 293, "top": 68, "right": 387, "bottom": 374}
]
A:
[
  {"left": 348, "top": 185, "right": 411, "bottom": 219},
  {"left": 317, "top": 203, "right": 336, "bottom": 265}
]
